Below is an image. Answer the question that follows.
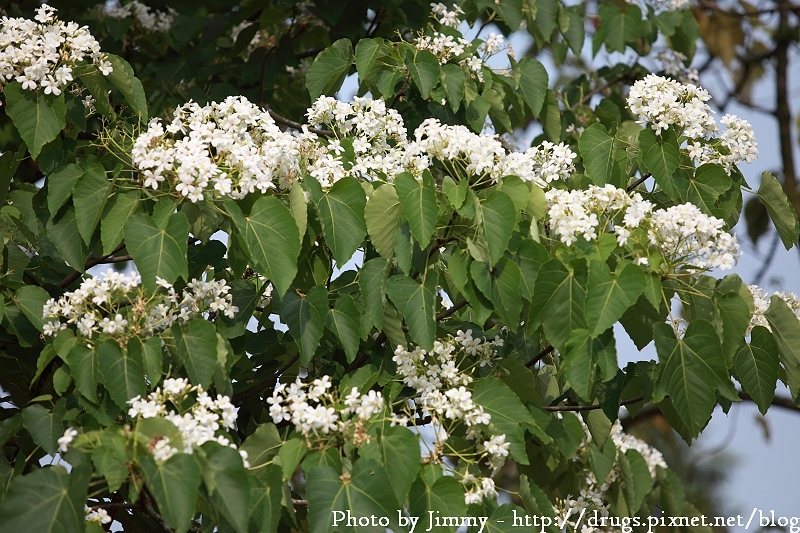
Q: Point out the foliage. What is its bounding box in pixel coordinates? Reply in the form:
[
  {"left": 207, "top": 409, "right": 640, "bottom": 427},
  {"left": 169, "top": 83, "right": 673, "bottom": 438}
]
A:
[{"left": 0, "top": 1, "right": 798, "bottom": 532}]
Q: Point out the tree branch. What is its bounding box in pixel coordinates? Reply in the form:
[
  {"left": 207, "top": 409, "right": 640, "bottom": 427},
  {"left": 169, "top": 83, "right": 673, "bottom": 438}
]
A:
[
  {"left": 526, "top": 345, "right": 554, "bottom": 368},
  {"left": 627, "top": 173, "right": 651, "bottom": 192},
  {"left": 261, "top": 104, "right": 333, "bottom": 138},
  {"left": 543, "top": 395, "right": 644, "bottom": 412},
  {"left": 57, "top": 243, "right": 128, "bottom": 288},
  {"left": 232, "top": 354, "right": 300, "bottom": 403},
  {"left": 141, "top": 492, "right": 173, "bottom": 533}
]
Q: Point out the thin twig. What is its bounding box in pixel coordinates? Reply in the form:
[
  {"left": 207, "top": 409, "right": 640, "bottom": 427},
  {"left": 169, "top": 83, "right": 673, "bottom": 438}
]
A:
[
  {"left": 261, "top": 104, "right": 333, "bottom": 137},
  {"left": 232, "top": 354, "right": 300, "bottom": 403},
  {"left": 752, "top": 229, "right": 781, "bottom": 286},
  {"left": 543, "top": 395, "right": 644, "bottom": 412},
  {"left": 626, "top": 173, "right": 651, "bottom": 192},
  {"left": 57, "top": 243, "right": 127, "bottom": 288},
  {"left": 141, "top": 493, "right": 173, "bottom": 533},
  {"left": 526, "top": 345, "right": 553, "bottom": 368}
]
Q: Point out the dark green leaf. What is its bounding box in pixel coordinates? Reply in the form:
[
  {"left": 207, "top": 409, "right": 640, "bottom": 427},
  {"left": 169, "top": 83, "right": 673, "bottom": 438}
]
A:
[
  {"left": 225, "top": 197, "right": 301, "bottom": 297},
  {"left": 757, "top": 171, "right": 800, "bottom": 249},
  {"left": 480, "top": 190, "right": 517, "bottom": 266},
  {"left": 359, "top": 257, "right": 388, "bottom": 330},
  {"left": 473, "top": 377, "right": 536, "bottom": 464},
  {"left": 313, "top": 176, "right": 367, "bottom": 266},
  {"left": 408, "top": 473, "right": 466, "bottom": 533},
  {"left": 173, "top": 319, "right": 218, "bottom": 389},
  {"left": 105, "top": 55, "right": 148, "bottom": 119},
  {"left": 365, "top": 183, "right": 401, "bottom": 259},
  {"left": 14, "top": 285, "right": 50, "bottom": 331},
  {"left": 276, "top": 285, "right": 328, "bottom": 364},
  {"left": 530, "top": 259, "right": 587, "bottom": 351},
  {"left": 199, "top": 443, "right": 250, "bottom": 533},
  {"left": 140, "top": 454, "right": 201, "bottom": 533},
  {"left": 0, "top": 465, "right": 88, "bottom": 532},
  {"left": 46, "top": 162, "right": 82, "bottom": 216},
  {"left": 440, "top": 64, "right": 465, "bottom": 112},
  {"left": 327, "top": 295, "right": 361, "bottom": 363},
  {"left": 733, "top": 326, "right": 778, "bottom": 415},
  {"left": 22, "top": 404, "right": 62, "bottom": 455},
  {"left": 46, "top": 207, "right": 88, "bottom": 271},
  {"left": 360, "top": 427, "right": 420, "bottom": 504},
  {"left": 394, "top": 172, "right": 437, "bottom": 248},
  {"left": 4, "top": 82, "right": 66, "bottom": 159},
  {"left": 65, "top": 343, "right": 99, "bottom": 402},
  {"left": 578, "top": 124, "right": 622, "bottom": 187},
  {"left": 653, "top": 321, "right": 736, "bottom": 437},
  {"left": 385, "top": 271, "right": 437, "bottom": 350},
  {"left": 101, "top": 190, "right": 140, "bottom": 255},
  {"left": 407, "top": 50, "right": 440, "bottom": 99},
  {"left": 517, "top": 57, "right": 548, "bottom": 117},
  {"left": 306, "top": 39, "right": 354, "bottom": 100},
  {"left": 584, "top": 261, "right": 646, "bottom": 337},
  {"left": 765, "top": 296, "right": 800, "bottom": 401},
  {"left": 98, "top": 340, "right": 146, "bottom": 410},
  {"left": 124, "top": 212, "right": 189, "bottom": 291},
  {"left": 355, "top": 38, "right": 383, "bottom": 80},
  {"left": 638, "top": 128, "right": 680, "bottom": 200},
  {"left": 72, "top": 157, "right": 111, "bottom": 244}
]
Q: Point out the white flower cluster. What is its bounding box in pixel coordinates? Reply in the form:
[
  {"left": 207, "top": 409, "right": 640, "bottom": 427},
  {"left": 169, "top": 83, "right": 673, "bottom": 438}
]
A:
[
  {"left": 656, "top": 49, "right": 698, "bottom": 83},
  {"left": 127, "top": 378, "right": 248, "bottom": 465},
  {"left": 86, "top": 508, "right": 112, "bottom": 525},
  {"left": 546, "top": 185, "right": 740, "bottom": 271},
  {"left": 132, "top": 96, "right": 305, "bottom": 201},
  {"left": 103, "top": 1, "right": 176, "bottom": 33},
  {"left": 418, "top": 5, "right": 511, "bottom": 81},
  {"left": 627, "top": 74, "right": 758, "bottom": 174},
  {"left": 266, "top": 375, "right": 385, "bottom": 439},
  {"left": 748, "top": 285, "right": 800, "bottom": 334},
  {"left": 393, "top": 330, "right": 509, "bottom": 504},
  {"left": 132, "top": 94, "right": 576, "bottom": 197},
  {"left": 0, "top": 5, "right": 112, "bottom": 95},
  {"left": 627, "top": 74, "right": 716, "bottom": 138},
  {"left": 558, "top": 420, "right": 667, "bottom": 530},
  {"left": 58, "top": 427, "right": 78, "bottom": 453},
  {"left": 42, "top": 269, "right": 237, "bottom": 344},
  {"left": 625, "top": 0, "right": 692, "bottom": 12},
  {"left": 415, "top": 119, "right": 576, "bottom": 187}
]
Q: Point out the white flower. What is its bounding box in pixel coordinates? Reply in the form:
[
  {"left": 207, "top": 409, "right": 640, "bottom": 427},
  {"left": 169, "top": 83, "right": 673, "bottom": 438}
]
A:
[{"left": 57, "top": 427, "right": 78, "bottom": 453}]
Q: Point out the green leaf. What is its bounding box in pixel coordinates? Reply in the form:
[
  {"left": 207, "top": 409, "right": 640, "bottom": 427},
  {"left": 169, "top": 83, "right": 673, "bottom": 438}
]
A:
[
  {"left": 653, "top": 320, "right": 736, "bottom": 437},
  {"left": 757, "top": 171, "right": 800, "bottom": 249},
  {"left": 638, "top": 128, "right": 680, "bottom": 200},
  {"left": 394, "top": 172, "right": 437, "bottom": 248},
  {"left": 578, "top": 124, "right": 622, "bottom": 186},
  {"left": 327, "top": 295, "right": 361, "bottom": 363},
  {"left": 124, "top": 212, "right": 189, "bottom": 291},
  {"left": 65, "top": 344, "right": 99, "bottom": 402},
  {"left": 517, "top": 57, "right": 548, "bottom": 117},
  {"left": 598, "top": 3, "right": 640, "bottom": 53},
  {"left": 46, "top": 162, "right": 82, "bottom": 216},
  {"left": 91, "top": 430, "right": 128, "bottom": 492},
  {"left": 440, "top": 64, "right": 465, "bottom": 112},
  {"left": 289, "top": 180, "right": 308, "bottom": 240},
  {"left": 312, "top": 176, "right": 367, "bottom": 266},
  {"left": 519, "top": 476, "right": 557, "bottom": 532},
  {"left": 360, "top": 427, "right": 420, "bottom": 504},
  {"left": 105, "top": 55, "right": 148, "bottom": 119},
  {"left": 617, "top": 449, "right": 652, "bottom": 514},
  {"left": 14, "top": 285, "right": 50, "bottom": 331},
  {"left": 101, "top": 190, "right": 140, "bottom": 255},
  {"left": 365, "top": 183, "right": 402, "bottom": 259},
  {"left": 733, "top": 326, "right": 778, "bottom": 415},
  {"left": 407, "top": 49, "right": 440, "bottom": 100},
  {"left": 765, "top": 296, "right": 800, "bottom": 401},
  {"left": 408, "top": 474, "right": 467, "bottom": 533},
  {"left": 495, "top": 0, "right": 523, "bottom": 29},
  {"left": 199, "top": 443, "right": 250, "bottom": 533},
  {"left": 564, "top": 328, "right": 617, "bottom": 400},
  {"left": 516, "top": 238, "right": 548, "bottom": 300},
  {"left": 355, "top": 38, "right": 383, "bottom": 80},
  {"left": 306, "top": 459, "right": 405, "bottom": 533},
  {"left": 480, "top": 190, "right": 517, "bottom": 266},
  {"left": 173, "top": 319, "right": 218, "bottom": 389},
  {"left": 540, "top": 89, "right": 562, "bottom": 142},
  {"left": 97, "top": 340, "right": 146, "bottom": 410},
  {"left": 248, "top": 467, "right": 282, "bottom": 533},
  {"left": 240, "top": 423, "right": 283, "bottom": 475},
  {"left": 225, "top": 197, "right": 301, "bottom": 297},
  {"left": 385, "top": 271, "right": 438, "bottom": 350},
  {"left": 306, "top": 38, "right": 354, "bottom": 100},
  {"left": 74, "top": 63, "right": 113, "bottom": 116},
  {"left": 276, "top": 285, "right": 328, "bottom": 364},
  {"left": 675, "top": 164, "right": 731, "bottom": 218},
  {"left": 3, "top": 82, "right": 66, "bottom": 159},
  {"left": 0, "top": 465, "right": 88, "bottom": 532},
  {"left": 359, "top": 257, "right": 388, "bottom": 330},
  {"left": 473, "top": 377, "right": 536, "bottom": 464},
  {"left": 278, "top": 437, "right": 308, "bottom": 481},
  {"left": 471, "top": 258, "right": 522, "bottom": 328},
  {"left": 72, "top": 157, "right": 111, "bottom": 245},
  {"left": 466, "top": 93, "right": 491, "bottom": 131},
  {"left": 46, "top": 207, "right": 88, "bottom": 271},
  {"left": 140, "top": 454, "right": 201, "bottom": 533},
  {"left": 530, "top": 259, "right": 587, "bottom": 351},
  {"left": 584, "top": 261, "right": 646, "bottom": 337},
  {"left": 22, "top": 404, "right": 62, "bottom": 455}
]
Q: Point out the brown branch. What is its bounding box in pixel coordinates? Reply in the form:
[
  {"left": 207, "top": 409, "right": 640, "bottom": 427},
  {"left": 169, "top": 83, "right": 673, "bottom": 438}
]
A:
[
  {"left": 526, "top": 345, "right": 554, "bottom": 368},
  {"left": 627, "top": 173, "right": 651, "bottom": 192},
  {"left": 543, "top": 395, "right": 644, "bottom": 412},
  {"left": 261, "top": 104, "right": 333, "bottom": 138},
  {"left": 141, "top": 492, "right": 173, "bottom": 533},
  {"left": 57, "top": 243, "right": 127, "bottom": 288},
  {"left": 232, "top": 354, "right": 300, "bottom": 403}
]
